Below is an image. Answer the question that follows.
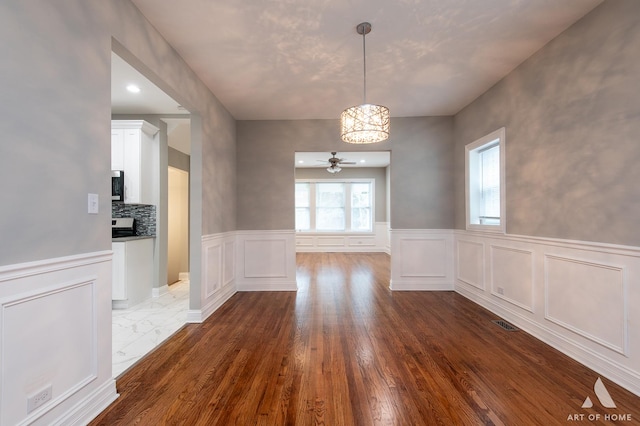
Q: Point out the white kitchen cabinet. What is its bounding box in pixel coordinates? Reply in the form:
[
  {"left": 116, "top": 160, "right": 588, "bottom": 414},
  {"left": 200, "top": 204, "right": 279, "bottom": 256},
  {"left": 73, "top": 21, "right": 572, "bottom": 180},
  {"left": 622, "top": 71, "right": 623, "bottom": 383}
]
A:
[
  {"left": 111, "top": 120, "right": 159, "bottom": 204},
  {"left": 111, "top": 128, "right": 125, "bottom": 171},
  {"left": 112, "top": 238, "right": 154, "bottom": 309}
]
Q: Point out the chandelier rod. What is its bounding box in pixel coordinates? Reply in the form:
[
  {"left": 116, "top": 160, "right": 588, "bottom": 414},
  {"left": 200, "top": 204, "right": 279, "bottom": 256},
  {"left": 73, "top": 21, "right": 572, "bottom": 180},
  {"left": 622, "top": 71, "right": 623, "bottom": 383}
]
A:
[
  {"left": 357, "top": 22, "right": 372, "bottom": 105},
  {"left": 362, "top": 24, "right": 367, "bottom": 104}
]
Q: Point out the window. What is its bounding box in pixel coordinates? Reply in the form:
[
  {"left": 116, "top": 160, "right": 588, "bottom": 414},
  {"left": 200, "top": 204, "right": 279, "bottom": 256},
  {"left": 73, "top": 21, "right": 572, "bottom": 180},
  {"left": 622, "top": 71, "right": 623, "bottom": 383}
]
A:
[
  {"left": 295, "top": 180, "right": 374, "bottom": 232},
  {"left": 316, "top": 183, "right": 345, "bottom": 231},
  {"left": 295, "top": 183, "right": 311, "bottom": 231},
  {"left": 465, "top": 127, "right": 505, "bottom": 232},
  {"left": 351, "top": 183, "right": 372, "bottom": 231}
]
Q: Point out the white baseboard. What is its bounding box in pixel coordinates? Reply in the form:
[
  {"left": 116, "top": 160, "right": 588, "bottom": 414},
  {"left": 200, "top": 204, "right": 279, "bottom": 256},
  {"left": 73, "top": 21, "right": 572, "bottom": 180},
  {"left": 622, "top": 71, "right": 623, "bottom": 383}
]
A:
[
  {"left": 51, "top": 379, "right": 118, "bottom": 426},
  {"left": 152, "top": 284, "right": 169, "bottom": 298},
  {"left": 237, "top": 279, "right": 298, "bottom": 291},
  {"left": 389, "top": 279, "right": 453, "bottom": 291},
  {"left": 186, "top": 284, "right": 236, "bottom": 323}
]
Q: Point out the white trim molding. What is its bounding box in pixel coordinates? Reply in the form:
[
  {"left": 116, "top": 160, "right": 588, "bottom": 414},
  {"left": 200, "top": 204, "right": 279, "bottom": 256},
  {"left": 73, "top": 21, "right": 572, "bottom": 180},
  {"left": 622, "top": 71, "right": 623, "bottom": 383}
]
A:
[
  {"left": 390, "top": 229, "right": 454, "bottom": 290},
  {"left": 454, "top": 230, "right": 640, "bottom": 397},
  {"left": 0, "top": 251, "right": 117, "bottom": 426},
  {"left": 188, "top": 232, "right": 238, "bottom": 323},
  {"left": 296, "top": 222, "right": 390, "bottom": 253},
  {"left": 152, "top": 284, "right": 169, "bottom": 298},
  {"left": 236, "top": 230, "right": 297, "bottom": 291}
]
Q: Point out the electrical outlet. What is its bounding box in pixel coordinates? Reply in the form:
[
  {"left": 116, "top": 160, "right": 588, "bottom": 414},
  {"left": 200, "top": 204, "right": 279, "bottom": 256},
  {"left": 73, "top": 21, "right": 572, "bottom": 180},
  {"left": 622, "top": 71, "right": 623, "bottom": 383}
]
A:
[
  {"left": 497, "top": 287, "right": 504, "bottom": 295},
  {"left": 27, "top": 384, "right": 52, "bottom": 413}
]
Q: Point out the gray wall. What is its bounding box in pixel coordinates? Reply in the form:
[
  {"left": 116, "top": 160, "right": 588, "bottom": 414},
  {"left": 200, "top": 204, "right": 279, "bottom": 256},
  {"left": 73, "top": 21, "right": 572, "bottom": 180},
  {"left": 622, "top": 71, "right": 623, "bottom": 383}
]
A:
[
  {"left": 453, "top": 0, "right": 640, "bottom": 246},
  {"left": 0, "top": 2, "right": 236, "bottom": 270},
  {"left": 295, "top": 167, "right": 388, "bottom": 222},
  {"left": 236, "top": 116, "right": 453, "bottom": 230}
]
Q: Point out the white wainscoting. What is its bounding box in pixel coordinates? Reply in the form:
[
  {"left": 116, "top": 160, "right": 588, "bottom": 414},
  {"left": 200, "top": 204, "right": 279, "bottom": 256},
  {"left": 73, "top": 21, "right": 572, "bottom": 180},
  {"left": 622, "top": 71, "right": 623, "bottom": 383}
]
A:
[
  {"left": 188, "top": 232, "right": 237, "bottom": 323},
  {"left": 0, "top": 251, "right": 117, "bottom": 426},
  {"left": 295, "top": 222, "right": 390, "bottom": 253},
  {"left": 389, "top": 229, "right": 454, "bottom": 290},
  {"left": 454, "top": 231, "right": 640, "bottom": 397},
  {"left": 236, "top": 230, "right": 297, "bottom": 291}
]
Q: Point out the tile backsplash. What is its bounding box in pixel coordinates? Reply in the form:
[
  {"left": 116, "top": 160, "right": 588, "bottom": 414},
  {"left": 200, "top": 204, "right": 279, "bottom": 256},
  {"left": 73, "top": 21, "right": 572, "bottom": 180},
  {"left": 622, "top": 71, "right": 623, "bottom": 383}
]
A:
[{"left": 112, "top": 203, "right": 156, "bottom": 236}]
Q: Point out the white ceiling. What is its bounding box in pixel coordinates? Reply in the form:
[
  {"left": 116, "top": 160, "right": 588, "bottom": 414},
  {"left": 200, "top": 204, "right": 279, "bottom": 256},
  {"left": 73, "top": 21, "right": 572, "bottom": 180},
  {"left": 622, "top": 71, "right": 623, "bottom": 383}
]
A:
[
  {"left": 296, "top": 151, "right": 390, "bottom": 168},
  {"left": 126, "top": 0, "right": 602, "bottom": 120},
  {"left": 111, "top": 52, "right": 185, "bottom": 115}
]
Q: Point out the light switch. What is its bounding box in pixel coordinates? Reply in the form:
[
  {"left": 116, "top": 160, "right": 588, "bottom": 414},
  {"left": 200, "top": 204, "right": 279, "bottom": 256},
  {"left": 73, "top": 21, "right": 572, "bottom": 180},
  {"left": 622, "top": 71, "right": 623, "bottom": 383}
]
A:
[{"left": 88, "top": 193, "right": 99, "bottom": 214}]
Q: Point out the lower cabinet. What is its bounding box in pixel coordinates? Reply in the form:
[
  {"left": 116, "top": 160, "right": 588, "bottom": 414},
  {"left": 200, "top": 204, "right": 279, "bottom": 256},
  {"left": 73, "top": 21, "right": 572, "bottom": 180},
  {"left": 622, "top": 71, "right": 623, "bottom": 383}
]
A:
[{"left": 112, "top": 238, "right": 154, "bottom": 309}]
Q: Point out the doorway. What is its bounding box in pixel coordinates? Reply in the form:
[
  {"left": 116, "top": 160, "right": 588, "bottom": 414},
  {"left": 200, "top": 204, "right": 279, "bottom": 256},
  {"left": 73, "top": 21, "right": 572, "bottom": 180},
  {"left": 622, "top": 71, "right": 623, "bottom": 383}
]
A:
[
  {"left": 111, "top": 49, "right": 192, "bottom": 377},
  {"left": 168, "top": 166, "right": 189, "bottom": 284}
]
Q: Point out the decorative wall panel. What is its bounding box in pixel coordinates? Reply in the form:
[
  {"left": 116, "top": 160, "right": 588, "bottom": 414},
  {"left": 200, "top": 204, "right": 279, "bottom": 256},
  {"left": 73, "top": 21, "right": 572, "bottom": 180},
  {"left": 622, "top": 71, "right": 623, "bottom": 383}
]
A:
[
  {"left": 545, "top": 255, "right": 627, "bottom": 354},
  {"left": 295, "top": 223, "right": 390, "bottom": 253},
  {"left": 195, "top": 233, "right": 237, "bottom": 323},
  {"left": 236, "top": 231, "right": 297, "bottom": 291},
  {"left": 456, "top": 239, "right": 484, "bottom": 290},
  {"left": 0, "top": 252, "right": 116, "bottom": 426},
  {"left": 490, "top": 245, "right": 534, "bottom": 312},
  {"left": 204, "top": 244, "right": 222, "bottom": 298},
  {"left": 390, "top": 230, "right": 454, "bottom": 290}
]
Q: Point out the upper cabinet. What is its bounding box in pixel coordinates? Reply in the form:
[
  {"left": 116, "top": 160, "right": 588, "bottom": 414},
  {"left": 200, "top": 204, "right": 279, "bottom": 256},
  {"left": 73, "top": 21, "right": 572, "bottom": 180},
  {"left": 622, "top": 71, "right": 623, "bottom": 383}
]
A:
[{"left": 111, "top": 120, "right": 159, "bottom": 205}]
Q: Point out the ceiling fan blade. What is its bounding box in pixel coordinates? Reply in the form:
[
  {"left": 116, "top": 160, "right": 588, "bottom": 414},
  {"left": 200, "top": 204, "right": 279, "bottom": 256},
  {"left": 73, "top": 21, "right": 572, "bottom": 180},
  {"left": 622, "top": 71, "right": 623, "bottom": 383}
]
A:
[{"left": 339, "top": 161, "right": 357, "bottom": 164}]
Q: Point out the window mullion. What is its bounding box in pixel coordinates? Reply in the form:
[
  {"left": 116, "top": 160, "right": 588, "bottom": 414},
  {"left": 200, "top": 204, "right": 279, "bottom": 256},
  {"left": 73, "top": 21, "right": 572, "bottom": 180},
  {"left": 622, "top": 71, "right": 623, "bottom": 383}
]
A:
[
  {"left": 310, "top": 183, "right": 317, "bottom": 231},
  {"left": 345, "top": 183, "right": 352, "bottom": 231}
]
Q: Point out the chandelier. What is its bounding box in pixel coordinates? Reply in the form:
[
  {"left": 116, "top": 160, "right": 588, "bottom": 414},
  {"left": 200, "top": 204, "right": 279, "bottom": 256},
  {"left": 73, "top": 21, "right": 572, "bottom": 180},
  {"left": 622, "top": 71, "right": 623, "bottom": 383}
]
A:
[{"left": 340, "top": 22, "right": 390, "bottom": 144}]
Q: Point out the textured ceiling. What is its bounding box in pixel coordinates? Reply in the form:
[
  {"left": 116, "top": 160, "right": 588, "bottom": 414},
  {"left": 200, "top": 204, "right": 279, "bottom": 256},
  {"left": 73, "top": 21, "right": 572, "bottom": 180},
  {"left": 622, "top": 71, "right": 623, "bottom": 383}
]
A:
[{"left": 128, "top": 0, "right": 603, "bottom": 120}]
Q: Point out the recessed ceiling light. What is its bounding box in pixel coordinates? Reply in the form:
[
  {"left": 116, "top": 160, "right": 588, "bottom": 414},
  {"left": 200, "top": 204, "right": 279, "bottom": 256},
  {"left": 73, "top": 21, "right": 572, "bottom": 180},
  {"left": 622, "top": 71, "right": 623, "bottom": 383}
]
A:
[
  {"left": 360, "top": 159, "right": 366, "bottom": 163},
  {"left": 126, "top": 84, "right": 141, "bottom": 93},
  {"left": 298, "top": 160, "right": 304, "bottom": 164}
]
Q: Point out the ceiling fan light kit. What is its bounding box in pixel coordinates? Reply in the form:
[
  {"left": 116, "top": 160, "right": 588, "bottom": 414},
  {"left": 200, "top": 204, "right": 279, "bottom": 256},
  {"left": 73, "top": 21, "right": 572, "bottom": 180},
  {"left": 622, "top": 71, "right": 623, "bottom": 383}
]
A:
[
  {"left": 340, "top": 22, "right": 390, "bottom": 145},
  {"left": 320, "top": 152, "right": 356, "bottom": 174}
]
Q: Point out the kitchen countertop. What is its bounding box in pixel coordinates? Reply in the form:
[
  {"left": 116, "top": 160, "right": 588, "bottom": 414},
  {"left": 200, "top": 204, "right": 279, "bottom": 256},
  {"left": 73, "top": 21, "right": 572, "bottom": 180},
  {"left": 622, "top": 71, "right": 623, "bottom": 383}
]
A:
[{"left": 112, "top": 236, "right": 155, "bottom": 242}]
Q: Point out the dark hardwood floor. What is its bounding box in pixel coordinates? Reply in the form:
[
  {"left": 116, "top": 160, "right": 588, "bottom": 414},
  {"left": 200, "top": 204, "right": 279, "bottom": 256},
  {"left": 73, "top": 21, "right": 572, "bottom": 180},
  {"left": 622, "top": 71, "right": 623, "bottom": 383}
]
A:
[{"left": 91, "top": 252, "right": 640, "bottom": 425}]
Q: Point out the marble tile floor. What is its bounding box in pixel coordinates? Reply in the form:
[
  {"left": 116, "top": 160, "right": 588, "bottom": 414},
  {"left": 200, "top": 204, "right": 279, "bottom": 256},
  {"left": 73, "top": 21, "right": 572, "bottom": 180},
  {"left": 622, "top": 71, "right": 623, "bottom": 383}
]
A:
[{"left": 112, "top": 280, "right": 190, "bottom": 377}]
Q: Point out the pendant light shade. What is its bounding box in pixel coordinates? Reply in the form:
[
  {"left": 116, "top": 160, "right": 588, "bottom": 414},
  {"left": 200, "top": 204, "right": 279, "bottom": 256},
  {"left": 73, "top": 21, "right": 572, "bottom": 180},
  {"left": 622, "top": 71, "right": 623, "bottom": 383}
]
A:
[
  {"left": 341, "top": 22, "right": 390, "bottom": 144},
  {"left": 340, "top": 104, "right": 390, "bottom": 144}
]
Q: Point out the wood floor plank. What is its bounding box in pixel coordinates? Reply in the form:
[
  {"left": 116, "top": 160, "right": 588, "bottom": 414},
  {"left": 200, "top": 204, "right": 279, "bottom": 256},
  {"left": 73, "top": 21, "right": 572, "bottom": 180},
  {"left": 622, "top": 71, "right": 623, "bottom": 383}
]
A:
[{"left": 91, "top": 253, "right": 640, "bottom": 425}]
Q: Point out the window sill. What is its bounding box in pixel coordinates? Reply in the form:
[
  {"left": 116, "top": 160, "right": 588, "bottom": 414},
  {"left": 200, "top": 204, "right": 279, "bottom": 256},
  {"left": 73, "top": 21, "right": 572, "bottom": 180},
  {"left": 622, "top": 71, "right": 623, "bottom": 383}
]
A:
[{"left": 466, "top": 224, "right": 505, "bottom": 234}]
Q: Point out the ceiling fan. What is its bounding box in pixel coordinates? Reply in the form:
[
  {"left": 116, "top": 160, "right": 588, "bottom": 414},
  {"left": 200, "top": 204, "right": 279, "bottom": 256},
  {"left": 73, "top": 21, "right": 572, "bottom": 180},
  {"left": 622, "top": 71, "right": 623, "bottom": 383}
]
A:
[{"left": 317, "top": 152, "right": 356, "bottom": 174}]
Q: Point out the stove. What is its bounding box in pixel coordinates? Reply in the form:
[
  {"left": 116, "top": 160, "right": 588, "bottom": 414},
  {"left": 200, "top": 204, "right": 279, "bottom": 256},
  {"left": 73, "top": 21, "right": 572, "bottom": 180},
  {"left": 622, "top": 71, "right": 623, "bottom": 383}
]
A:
[{"left": 112, "top": 217, "right": 136, "bottom": 238}]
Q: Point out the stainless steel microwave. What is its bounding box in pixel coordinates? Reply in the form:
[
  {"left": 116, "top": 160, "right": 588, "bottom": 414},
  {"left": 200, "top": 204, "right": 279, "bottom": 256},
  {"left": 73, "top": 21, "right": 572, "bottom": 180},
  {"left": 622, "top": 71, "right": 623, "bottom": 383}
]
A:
[{"left": 112, "top": 170, "right": 124, "bottom": 201}]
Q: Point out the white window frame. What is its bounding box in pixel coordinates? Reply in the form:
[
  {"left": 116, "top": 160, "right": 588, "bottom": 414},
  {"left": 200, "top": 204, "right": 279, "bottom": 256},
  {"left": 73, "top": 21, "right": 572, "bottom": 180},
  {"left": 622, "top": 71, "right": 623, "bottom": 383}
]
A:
[
  {"left": 295, "top": 178, "right": 375, "bottom": 234},
  {"left": 465, "top": 127, "right": 506, "bottom": 233}
]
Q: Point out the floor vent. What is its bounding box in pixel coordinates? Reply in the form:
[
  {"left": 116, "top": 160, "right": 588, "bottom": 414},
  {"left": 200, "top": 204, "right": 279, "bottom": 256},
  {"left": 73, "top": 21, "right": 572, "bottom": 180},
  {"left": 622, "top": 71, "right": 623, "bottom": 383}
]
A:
[{"left": 492, "top": 319, "right": 519, "bottom": 331}]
